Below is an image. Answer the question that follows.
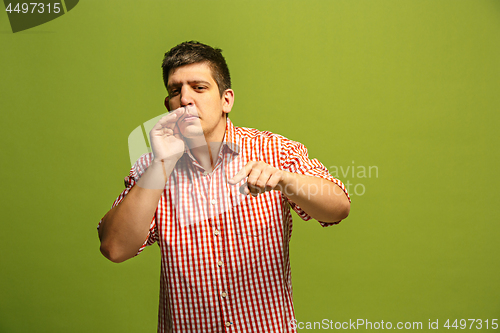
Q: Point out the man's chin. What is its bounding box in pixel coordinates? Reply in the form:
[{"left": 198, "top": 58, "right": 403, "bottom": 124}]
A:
[{"left": 179, "top": 123, "right": 205, "bottom": 140}]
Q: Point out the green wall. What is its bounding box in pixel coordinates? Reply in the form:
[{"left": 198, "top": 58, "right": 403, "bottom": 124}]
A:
[{"left": 1, "top": 1, "right": 499, "bottom": 331}]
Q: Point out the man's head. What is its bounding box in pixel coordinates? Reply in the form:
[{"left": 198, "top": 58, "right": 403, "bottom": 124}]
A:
[
  {"left": 162, "top": 41, "right": 231, "bottom": 97},
  {"left": 161, "top": 42, "right": 235, "bottom": 144}
]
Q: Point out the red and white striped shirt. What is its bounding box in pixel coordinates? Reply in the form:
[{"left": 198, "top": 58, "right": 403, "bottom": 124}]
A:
[{"left": 101, "top": 118, "right": 350, "bottom": 332}]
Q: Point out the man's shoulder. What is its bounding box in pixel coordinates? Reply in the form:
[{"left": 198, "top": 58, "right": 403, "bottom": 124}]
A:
[
  {"left": 233, "top": 124, "right": 290, "bottom": 143},
  {"left": 232, "top": 124, "right": 307, "bottom": 155},
  {"left": 131, "top": 151, "right": 154, "bottom": 169}
]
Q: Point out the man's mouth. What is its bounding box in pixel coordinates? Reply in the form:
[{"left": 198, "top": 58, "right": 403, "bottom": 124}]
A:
[
  {"left": 181, "top": 105, "right": 200, "bottom": 122},
  {"left": 182, "top": 114, "right": 199, "bottom": 122}
]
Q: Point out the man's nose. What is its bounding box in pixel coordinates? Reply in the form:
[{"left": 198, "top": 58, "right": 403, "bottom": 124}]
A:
[{"left": 180, "top": 86, "right": 194, "bottom": 106}]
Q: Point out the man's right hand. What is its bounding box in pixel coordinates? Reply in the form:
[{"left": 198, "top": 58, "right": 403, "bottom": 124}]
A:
[
  {"left": 149, "top": 106, "right": 186, "bottom": 163},
  {"left": 100, "top": 108, "right": 190, "bottom": 262}
]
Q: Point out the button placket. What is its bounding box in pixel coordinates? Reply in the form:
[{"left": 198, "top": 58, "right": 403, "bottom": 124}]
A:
[
  {"left": 207, "top": 170, "right": 217, "bottom": 219},
  {"left": 207, "top": 158, "right": 233, "bottom": 330}
]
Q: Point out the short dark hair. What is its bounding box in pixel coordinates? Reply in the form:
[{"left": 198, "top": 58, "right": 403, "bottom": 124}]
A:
[{"left": 161, "top": 41, "right": 231, "bottom": 97}]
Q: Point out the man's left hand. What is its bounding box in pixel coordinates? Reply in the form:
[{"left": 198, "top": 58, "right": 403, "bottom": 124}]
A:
[{"left": 228, "top": 161, "right": 287, "bottom": 196}]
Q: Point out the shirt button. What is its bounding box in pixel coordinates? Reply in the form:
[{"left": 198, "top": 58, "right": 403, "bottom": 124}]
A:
[
  {"left": 221, "top": 291, "right": 227, "bottom": 298},
  {"left": 225, "top": 322, "right": 232, "bottom": 327},
  {"left": 214, "top": 230, "right": 220, "bottom": 236},
  {"left": 217, "top": 261, "right": 223, "bottom": 267},
  {"left": 203, "top": 171, "right": 209, "bottom": 176},
  {"left": 211, "top": 199, "right": 217, "bottom": 205}
]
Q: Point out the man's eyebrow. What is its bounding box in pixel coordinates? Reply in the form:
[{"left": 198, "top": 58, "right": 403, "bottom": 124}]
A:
[
  {"left": 167, "top": 82, "right": 180, "bottom": 91},
  {"left": 188, "top": 80, "right": 211, "bottom": 86},
  {"left": 167, "top": 80, "right": 211, "bottom": 90}
]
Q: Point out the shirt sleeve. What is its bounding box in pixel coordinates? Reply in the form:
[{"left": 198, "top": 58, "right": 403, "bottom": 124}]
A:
[
  {"left": 280, "top": 137, "right": 351, "bottom": 226},
  {"left": 97, "top": 153, "right": 158, "bottom": 256}
]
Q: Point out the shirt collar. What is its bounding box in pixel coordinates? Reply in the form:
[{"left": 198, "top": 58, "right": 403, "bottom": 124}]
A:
[
  {"left": 222, "top": 117, "right": 241, "bottom": 155},
  {"left": 183, "top": 117, "right": 240, "bottom": 164}
]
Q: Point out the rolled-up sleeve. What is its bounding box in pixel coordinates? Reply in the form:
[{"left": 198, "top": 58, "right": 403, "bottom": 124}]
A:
[
  {"left": 97, "top": 153, "right": 158, "bottom": 255},
  {"left": 280, "top": 138, "right": 350, "bottom": 226}
]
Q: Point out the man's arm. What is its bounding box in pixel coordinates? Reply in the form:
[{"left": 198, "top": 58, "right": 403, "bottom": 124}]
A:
[
  {"left": 99, "top": 160, "right": 175, "bottom": 263},
  {"left": 99, "top": 108, "right": 186, "bottom": 263},
  {"left": 279, "top": 170, "right": 350, "bottom": 222},
  {"left": 228, "top": 161, "right": 350, "bottom": 222}
]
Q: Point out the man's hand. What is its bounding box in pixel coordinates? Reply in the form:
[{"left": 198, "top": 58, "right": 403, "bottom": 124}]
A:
[
  {"left": 228, "top": 160, "right": 350, "bottom": 222},
  {"left": 100, "top": 107, "right": 192, "bottom": 262},
  {"left": 149, "top": 107, "right": 186, "bottom": 163},
  {"left": 228, "top": 161, "right": 286, "bottom": 196}
]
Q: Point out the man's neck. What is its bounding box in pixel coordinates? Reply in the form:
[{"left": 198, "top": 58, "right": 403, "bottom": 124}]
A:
[{"left": 185, "top": 123, "right": 226, "bottom": 173}]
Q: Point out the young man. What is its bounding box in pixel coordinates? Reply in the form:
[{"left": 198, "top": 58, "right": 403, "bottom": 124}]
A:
[{"left": 98, "top": 41, "right": 350, "bottom": 333}]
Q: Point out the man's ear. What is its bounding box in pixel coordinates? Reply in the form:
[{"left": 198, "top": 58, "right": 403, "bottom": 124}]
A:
[
  {"left": 222, "top": 89, "right": 234, "bottom": 115},
  {"left": 164, "top": 97, "right": 171, "bottom": 111}
]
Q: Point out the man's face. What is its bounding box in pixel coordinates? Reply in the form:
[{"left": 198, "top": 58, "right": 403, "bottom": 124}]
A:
[{"left": 166, "top": 62, "right": 233, "bottom": 142}]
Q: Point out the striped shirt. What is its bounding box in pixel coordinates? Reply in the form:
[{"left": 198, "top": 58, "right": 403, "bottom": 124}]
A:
[{"left": 101, "top": 118, "right": 350, "bottom": 332}]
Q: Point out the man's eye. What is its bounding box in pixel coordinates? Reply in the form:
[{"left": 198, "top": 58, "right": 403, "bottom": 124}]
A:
[
  {"left": 170, "top": 89, "right": 180, "bottom": 95},
  {"left": 195, "top": 86, "right": 206, "bottom": 91}
]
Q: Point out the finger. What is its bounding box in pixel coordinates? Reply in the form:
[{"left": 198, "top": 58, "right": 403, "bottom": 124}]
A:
[
  {"left": 171, "top": 106, "right": 186, "bottom": 115},
  {"left": 266, "top": 171, "right": 282, "bottom": 191},
  {"left": 239, "top": 181, "right": 250, "bottom": 195},
  {"left": 247, "top": 182, "right": 262, "bottom": 196},
  {"left": 161, "top": 107, "right": 184, "bottom": 122},
  {"left": 228, "top": 161, "right": 256, "bottom": 184},
  {"left": 246, "top": 167, "right": 268, "bottom": 195},
  {"left": 173, "top": 123, "right": 181, "bottom": 135},
  {"left": 156, "top": 108, "right": 185, "bottom": 130},
  {"left": 152, "top": 114, "right": 177, "bottom": 132},
  {"left": 161, "top": 127, "right": 174, "bottom": 136},
  {"left": 254, "top": 168, "right": 272, "bottom": 191}
]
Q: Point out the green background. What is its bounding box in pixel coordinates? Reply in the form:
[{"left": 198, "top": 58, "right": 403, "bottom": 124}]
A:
[{"left": 1, "top": 0, "right": 499, "bottom": 332}]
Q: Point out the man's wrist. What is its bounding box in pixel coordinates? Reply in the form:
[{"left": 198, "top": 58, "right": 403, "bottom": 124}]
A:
[
  {"left": 136, "top": 158, "right": 177, "bottom": 190},
  {"left": 277, "top": 170, "right": 294, "bottom": 196},
  {"left": 152, "top": 155, "right": 180, "bottom": 165}
]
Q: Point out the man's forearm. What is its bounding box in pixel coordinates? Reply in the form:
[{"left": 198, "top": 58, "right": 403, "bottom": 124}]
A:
[
  {"left": 99, "top": 159, "right": 175, "bottom": 263},
  {"left": 279, "top": 171, "right": 350, "bottom": 222}
]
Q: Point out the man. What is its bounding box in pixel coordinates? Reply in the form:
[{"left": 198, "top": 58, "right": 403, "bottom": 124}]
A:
[{"left": 98, "top": 41, "right": 350, "bottom": 332}]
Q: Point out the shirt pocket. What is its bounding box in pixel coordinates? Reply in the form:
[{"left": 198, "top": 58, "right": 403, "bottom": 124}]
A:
[
  {"left": 230, "top": 193, "right": 283, "bottom": 280},
  {"left": 231, "top": 191, "right": 279, "bottom": 237}
]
